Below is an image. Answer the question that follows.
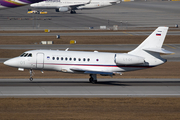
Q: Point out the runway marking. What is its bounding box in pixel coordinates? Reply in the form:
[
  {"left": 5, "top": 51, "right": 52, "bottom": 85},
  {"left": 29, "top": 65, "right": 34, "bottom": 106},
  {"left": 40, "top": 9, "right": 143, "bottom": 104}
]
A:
[
  {"left": 164, "top": 44, "right": 176, "bottom": 49},
  {"left": 123, "top": 32, "right": 133, "bottom": 36},
  {"left": 1, "top": 94, "right": 180, "bottom": 97}
]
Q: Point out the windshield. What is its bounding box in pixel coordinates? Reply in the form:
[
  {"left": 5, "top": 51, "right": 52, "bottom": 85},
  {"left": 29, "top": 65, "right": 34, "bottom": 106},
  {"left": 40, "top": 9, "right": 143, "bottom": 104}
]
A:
[{"left": 20, "top": 53, "right": 32, "bottom": 57}]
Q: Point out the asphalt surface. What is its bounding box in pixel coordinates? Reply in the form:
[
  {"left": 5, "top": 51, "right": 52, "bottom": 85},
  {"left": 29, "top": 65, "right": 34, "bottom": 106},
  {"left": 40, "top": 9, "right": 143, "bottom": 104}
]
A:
[
  {"left": 0, "top": 1, "right": 180, "bottom": 30},
  {"left": 0, "top": 78, "right": 179, "bottom": 97}
]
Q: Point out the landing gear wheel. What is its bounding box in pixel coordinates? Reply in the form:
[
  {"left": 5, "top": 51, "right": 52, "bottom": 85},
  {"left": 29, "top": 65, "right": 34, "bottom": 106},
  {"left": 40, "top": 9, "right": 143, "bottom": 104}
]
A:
[
  {"left": 70, "top": 10, "right": 76, "bottom": 14},
  {"left": 89, "top": 74, "right": 97, "bottom": 84},
  {"left": 91, "top": 80, "right": 97, "bottom": 84},
  {"left": 89, "top": 77, "right": 93, "bottom": 83},
  {"left": 29, "top": 77, "right": 33, "bottom": 81}
]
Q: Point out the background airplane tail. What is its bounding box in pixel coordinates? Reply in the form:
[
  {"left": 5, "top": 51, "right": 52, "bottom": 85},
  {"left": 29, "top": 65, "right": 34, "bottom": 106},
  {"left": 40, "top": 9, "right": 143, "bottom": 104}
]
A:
[{"left": 128, "top": 26, "right": 173, "bottom": 66}]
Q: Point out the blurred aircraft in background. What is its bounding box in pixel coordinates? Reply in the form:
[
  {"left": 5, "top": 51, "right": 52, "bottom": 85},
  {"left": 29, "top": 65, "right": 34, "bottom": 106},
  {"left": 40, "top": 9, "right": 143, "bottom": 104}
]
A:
[{"left": 31, "top": 0, "right": 121, "bottom": 14}]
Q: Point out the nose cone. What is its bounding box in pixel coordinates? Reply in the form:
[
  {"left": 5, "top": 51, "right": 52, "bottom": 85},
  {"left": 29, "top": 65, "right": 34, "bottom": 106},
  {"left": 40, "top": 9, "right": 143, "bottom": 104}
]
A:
[
  {"left": 4, "top": 58, "right": 18, "bottom": 67},
  {"left": 4, "top": 59, "right": 11, "bottom": 66}
]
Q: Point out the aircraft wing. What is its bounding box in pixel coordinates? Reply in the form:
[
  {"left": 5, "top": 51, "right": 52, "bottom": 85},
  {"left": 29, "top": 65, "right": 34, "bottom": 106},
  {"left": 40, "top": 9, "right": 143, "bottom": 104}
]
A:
[
  {"left": 70, "top": 67, "right": 114, "bottom": 75},
  {"left": 110, "top": 0, "right": 121, "bottom": 5},
  {"left": 69, "top": 0, "right": 91, "bottom": 9}
]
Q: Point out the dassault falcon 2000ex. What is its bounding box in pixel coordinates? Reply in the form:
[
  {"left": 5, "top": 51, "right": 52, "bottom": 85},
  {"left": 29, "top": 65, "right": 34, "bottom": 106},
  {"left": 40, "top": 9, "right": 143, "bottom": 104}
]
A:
[
  {"left": 4, "top": 27, "right": 173, "bottom": 83},
  {"left": 0, "top": 0, "right": 44, "bottom": 9},
  {"left": 30, "top": 0, "right": 120, "bottom": 14}
]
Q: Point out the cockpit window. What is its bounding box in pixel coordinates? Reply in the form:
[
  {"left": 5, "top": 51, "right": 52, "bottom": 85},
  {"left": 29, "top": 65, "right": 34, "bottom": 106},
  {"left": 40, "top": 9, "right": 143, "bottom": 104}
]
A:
[
  {"left": 20, "top": 53, "right": 32, "bottom": 57},
  {"left": 24, "top": 53, "right": 28, "bottom": 57},
  {"left": 20, "top": 53, "right": 25, "bottom": 57},
  {"left": 28, "top": 53, "right": 32, "bottom": 57}
]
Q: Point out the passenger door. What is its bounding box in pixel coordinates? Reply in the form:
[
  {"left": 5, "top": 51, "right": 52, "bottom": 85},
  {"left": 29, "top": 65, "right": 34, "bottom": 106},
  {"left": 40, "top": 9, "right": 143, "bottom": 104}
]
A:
[{"left": 36, "top": 53, "right": 44, "bottom": 69}]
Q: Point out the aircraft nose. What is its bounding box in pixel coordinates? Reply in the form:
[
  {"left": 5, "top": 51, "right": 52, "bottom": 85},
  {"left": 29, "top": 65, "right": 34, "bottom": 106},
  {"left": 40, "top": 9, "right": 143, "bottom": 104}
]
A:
[
  {"left": 4, "top": 58, "right": 18, "bottom": 67},
  {"left": 4, "top": 59, "right": 10, "bottom": 66}
]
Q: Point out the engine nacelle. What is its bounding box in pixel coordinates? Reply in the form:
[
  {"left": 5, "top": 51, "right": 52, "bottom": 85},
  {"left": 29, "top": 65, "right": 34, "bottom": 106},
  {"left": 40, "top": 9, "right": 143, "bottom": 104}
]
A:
[
  {"left": 114, "top": 54, "right": 144, "bottom": 65},
  {"left": 55, "top": 7, "right": 70, "bottom": 12}
]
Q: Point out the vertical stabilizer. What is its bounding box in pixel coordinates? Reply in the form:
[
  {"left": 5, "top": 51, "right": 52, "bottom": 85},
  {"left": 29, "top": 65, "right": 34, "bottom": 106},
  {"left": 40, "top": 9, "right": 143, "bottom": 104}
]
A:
[{"left": 128, "top": 27, "right": 171, "bottom": 66}]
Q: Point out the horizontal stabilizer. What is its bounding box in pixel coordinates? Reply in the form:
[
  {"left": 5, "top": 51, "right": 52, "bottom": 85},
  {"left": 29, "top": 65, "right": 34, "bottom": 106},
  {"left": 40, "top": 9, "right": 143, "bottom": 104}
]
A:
[{"left": 143, "top": 48, "right": 174, "bottom": 54}]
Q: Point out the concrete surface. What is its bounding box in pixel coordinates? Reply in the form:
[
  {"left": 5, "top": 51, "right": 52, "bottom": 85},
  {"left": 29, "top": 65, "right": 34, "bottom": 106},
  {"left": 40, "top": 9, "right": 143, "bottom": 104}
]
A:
[
  {"left": 0, "top": 78, "right": 179, "bottom": 97},
  {"left": 0, "top": 1, "right": 179, "bottom": 30}
]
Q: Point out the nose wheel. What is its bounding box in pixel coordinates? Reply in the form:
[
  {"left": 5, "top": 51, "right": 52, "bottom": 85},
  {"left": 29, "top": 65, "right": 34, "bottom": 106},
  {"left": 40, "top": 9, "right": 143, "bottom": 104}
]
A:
[
  {"left": 29, "top": 77, "right": 33, "bottom": 81},
  {"left": 29, "top": 69, "right": 34, "bottom": 81}
]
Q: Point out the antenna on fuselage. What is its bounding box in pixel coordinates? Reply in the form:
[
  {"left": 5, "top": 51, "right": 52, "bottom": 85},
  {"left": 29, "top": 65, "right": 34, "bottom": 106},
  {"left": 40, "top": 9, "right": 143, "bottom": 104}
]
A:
[{"left": 65, "top": 48, "right": 69, "bottom": 51}]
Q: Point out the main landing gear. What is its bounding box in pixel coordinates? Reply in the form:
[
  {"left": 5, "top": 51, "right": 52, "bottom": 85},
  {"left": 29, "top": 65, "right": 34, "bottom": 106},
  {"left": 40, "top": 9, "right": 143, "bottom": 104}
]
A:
[
  {"left": 89, "top": 74, "right": 97, "bottom": 84},
  {"left": 70, "top": 10, "right": 76, "bottom": 14},
  {"left": 29, "top": 69, "right": 34, "bottom": 81}
]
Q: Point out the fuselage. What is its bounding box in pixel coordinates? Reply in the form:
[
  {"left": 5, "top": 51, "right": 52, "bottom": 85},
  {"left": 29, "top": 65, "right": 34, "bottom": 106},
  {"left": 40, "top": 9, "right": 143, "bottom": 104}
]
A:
[
  {"left": 4, "top": 50, "right": 165, "bottom": 74},
  {"left": 0, "top": 0, "right": 44, "bottom": 9}
]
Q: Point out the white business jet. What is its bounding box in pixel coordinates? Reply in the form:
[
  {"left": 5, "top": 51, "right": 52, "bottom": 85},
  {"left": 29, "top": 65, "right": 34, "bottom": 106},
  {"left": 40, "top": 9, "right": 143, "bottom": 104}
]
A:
[
  {"left": 4, "top": 27, "right": 173, "bottom": 83},
  {"left": 30, "top": 0, "right": 121, "bottom": 14}
]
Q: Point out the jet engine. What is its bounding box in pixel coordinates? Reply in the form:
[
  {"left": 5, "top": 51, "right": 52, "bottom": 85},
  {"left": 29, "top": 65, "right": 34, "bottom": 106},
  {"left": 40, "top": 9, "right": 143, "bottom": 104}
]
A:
[
  {"left": 55, "top": 7, "right": 70, "bottom": 12},
  {"left": 114, "top": 54, "right": 144, "bottom": 65}
]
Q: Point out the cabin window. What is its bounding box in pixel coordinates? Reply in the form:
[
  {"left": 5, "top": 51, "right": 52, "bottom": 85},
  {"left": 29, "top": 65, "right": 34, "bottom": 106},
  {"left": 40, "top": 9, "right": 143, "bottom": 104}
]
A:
[
  {"left": 78, "top": 58, "right": 81, "bottom": 61},
  {"left": 61, "top": 57, "right": 63, "bottom": 60},
  {"left": 83, "top": 58, "right": 86, "bottom": 61},
  {"left": 65, "top": 57, "right": 68, "bottom": 61},
  {"left": 96, "top": 59, "right": 99, "bottom": 62},
  {"left": 74, "top": 58, "right": 76, "bottom": 61},
  {"left": 57, "top": 57, "right": 59, "bottom": 60},
  {"left": 52, "top": 57, "right": 55, "bottom": 60},
  {"left": 87, "top": 58, "right": 90, "bottom": 62},
  {"left": 69, "top": 58, "right": 72, "bottom": 61}
]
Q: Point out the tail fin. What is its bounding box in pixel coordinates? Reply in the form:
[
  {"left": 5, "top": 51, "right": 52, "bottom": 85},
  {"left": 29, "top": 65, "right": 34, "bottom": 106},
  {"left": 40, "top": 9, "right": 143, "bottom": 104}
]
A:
[{"left": 128, "top": 26, "right": 173, "bottom": 66}]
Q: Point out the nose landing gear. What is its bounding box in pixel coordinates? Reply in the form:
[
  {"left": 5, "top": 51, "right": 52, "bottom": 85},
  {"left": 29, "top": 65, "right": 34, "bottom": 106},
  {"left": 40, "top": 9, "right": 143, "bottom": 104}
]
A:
[{"left": 29, "top": 69, "right": 34, "bottom": 81}]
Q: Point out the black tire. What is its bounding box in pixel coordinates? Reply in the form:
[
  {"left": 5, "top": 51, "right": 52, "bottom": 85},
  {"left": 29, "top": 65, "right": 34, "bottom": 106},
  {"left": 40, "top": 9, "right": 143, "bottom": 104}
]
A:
[
  {"left": 89, "top": 77, "right": 93, "bottom": 83},
  {"left": 29, "top": 77, "right": 33, "bottom": 81},
  {"left": 92, "top": 80, "right": 97, "bottom": 84}
]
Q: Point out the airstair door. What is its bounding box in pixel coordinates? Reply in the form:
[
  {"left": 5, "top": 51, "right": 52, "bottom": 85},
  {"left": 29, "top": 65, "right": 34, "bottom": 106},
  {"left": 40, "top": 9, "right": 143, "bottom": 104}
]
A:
[{"left": 36, "top": 53, "right": 44, "bottom": 69}]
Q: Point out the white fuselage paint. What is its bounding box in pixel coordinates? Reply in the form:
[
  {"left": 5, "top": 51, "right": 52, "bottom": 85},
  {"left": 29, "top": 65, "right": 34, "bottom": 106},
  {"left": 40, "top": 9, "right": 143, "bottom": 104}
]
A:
[{"left": 5, "top": 50, "right": 163, "bottom": 75}]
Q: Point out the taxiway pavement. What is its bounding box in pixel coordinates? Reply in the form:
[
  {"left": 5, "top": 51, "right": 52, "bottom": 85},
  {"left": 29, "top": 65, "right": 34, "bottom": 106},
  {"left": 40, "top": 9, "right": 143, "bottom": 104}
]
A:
[
  {"left": 0, "top": 1, "right": 179, "bottom": 30},
  {"left": 0, "top": 78, "right": 179, "bottom": 97}
]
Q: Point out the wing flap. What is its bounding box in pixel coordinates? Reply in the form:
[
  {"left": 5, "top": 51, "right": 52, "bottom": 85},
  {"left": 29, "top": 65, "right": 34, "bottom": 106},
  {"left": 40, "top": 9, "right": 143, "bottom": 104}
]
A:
[
  {"left": 70, "top": 67, "right": 114, "bottom": 75},
  {"left": 69, "top": 0, "right": 91, "bottom": 8},
  {"left": 84, "top": 71, "right": 114, "bottom": 75}
]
